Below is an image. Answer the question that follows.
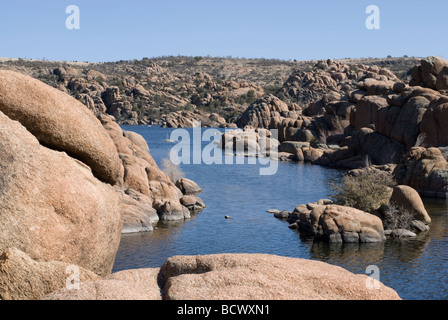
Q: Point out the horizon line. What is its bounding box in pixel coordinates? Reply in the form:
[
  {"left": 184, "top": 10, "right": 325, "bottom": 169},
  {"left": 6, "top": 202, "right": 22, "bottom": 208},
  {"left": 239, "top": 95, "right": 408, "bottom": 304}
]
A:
[{"left": 0, "top": 54, "right": 429, "bottom": 66}]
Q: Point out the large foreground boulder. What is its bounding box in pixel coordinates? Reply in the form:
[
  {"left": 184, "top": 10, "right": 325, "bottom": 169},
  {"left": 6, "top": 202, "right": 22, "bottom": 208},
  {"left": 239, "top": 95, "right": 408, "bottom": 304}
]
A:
[
  {"left": 0, "top": 70, "right": 123, "bottom": 185},
  {"left": 0, "top": 111, "right": 123, "bottom": 276},
  {"left": 44, "top": 254, "right": 401, "bottom": 300},
  {"left": 160, "top": 254, "right": 400, "bottom": 300}
]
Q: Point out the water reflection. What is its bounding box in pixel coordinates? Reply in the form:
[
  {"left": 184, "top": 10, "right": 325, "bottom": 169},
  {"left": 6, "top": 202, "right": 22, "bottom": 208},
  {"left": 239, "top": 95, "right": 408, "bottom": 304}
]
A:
[{"left": 299, "top": 198, "right": 448, "bottom": 300}]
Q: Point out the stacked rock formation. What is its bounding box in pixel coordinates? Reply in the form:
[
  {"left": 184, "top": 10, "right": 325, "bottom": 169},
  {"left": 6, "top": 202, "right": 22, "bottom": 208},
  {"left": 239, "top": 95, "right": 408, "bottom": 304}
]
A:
[{"left": 0, "top": 70, "right": 202, "bottom": 297}]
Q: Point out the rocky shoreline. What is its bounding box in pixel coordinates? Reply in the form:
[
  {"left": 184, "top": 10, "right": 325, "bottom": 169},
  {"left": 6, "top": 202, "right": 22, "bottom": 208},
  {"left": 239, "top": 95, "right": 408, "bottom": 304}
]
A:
[
  {"left": 3, "top": 55, "right": 447, "bottom": 300},
  {"left": 0, "top": 69, "right": 403, "bottom": 300}
]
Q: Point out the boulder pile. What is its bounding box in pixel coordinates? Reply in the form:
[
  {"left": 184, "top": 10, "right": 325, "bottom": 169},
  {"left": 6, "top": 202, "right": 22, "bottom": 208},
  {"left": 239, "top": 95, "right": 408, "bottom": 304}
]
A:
[
  {"left": 0, "top": 70, "right": 204, "bottom": 299},
  {"left": 273, "top": 183, "right": 431, "bottom": 243}
]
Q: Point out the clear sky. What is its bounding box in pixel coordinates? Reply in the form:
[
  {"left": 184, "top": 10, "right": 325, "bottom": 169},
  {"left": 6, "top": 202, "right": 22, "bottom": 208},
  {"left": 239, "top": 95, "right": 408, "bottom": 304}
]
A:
[{"left": 0, "top": 0, "right": 447, "bottom": 62}]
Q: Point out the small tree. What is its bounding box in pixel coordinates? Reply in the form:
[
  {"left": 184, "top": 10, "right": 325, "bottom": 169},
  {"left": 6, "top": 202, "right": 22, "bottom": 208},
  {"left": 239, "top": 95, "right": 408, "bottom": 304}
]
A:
[{"left": 246, "top": 90, "right": 256, "bottom": 104}]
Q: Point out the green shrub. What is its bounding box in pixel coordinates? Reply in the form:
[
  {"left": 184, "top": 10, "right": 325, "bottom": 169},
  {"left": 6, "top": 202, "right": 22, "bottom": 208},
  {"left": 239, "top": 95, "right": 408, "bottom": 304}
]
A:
[
  {"left": 330, "top": 170, "right": 396, "bottom": 213},
  {"left": 245, "top": 90, "right": 256, "bottom": 104}
]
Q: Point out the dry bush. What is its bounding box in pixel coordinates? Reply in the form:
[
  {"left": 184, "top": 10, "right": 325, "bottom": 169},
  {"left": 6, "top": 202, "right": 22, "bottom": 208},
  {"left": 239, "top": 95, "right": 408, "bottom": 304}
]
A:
[
  {"left": 382, "top": 202, "right": 414, "bottom": 231},
  {"left": 414, "top": 133, "right": 427, "bottom": 148},
  {"left": 330, "top": 169, "right": 396, "bottom": 213},
  {"left": 161, "top": 157, "right": 184, "bottom": 183}
]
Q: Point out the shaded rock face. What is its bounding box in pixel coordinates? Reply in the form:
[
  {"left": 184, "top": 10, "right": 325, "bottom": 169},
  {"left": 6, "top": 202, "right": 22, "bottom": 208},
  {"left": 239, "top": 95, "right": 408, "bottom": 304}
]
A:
[
  {"left": 352, "top": 95, "right": 389, "bottom": 130},
  {"left": 121, "top": 191, "right": 159, "bottom": 234},
  {"left": 289, "top": 204, "right": 386, "bottom": 243},
  {"left": 394, "top": 147, "right": 448, "bottom": 198},
  {"left": 0, "top": 111, "right": 123, "bottom": 277},
  {"left": 44, "top": 254, "right": 401, "bottom": 300},
  {"left": 0, "top": 70, "right": 123, "bottom": 186}
]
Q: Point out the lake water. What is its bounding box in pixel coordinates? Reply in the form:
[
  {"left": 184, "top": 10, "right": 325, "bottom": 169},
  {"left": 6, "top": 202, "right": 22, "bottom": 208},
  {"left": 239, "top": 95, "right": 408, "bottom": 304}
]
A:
[{"left": 113, "top": 125, "right": 448, "bottom": 300}]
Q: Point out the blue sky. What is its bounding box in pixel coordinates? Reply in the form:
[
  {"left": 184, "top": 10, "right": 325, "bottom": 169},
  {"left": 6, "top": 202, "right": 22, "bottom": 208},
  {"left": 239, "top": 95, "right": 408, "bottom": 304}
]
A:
[{"left": 0, "top": 0, "right": 447, "bottom": 62}]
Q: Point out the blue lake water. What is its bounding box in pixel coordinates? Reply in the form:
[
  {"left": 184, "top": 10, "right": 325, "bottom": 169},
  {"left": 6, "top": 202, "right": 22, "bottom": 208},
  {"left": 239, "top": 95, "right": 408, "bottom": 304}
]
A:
[{"left": 113, "top": 125, "right": 448, "bottom": 300}]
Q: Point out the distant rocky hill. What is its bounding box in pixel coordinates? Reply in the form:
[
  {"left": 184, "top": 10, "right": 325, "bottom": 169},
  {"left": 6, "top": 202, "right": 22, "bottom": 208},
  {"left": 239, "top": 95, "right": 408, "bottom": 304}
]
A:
[
  {"left": 0, "top": 56, "right": 419, "bottom": 127},
  {"left": 230, "top": 55, "right": 448, "bottom": 198}
]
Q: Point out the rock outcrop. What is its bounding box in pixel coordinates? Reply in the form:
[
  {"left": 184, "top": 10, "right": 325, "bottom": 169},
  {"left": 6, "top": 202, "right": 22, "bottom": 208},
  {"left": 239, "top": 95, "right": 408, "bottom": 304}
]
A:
[
  {"left": 235, "top": 61, "right": 401, "bottom": 147},
  {"left": 217, "top": 127, "right": 280, "bottom": 157},
  {"left": 313, "top": 58, "right": 448, "bottom": 176},
  {"left": 341, "top": 58, "right": 448, "bottom": 168},
  {"left": 419, "top": 95, "right": 448, "bottom": 147},
  {"left": 235, "top": 94, "right": 292, "bottom": 128},
  {"left": 175, "top": 178, "right": 206, "bottom": 213},
  {"left": 0, "top": 105, "right": 123, "bottom": 277},
  {"left": 44, "top": 254, "right": 401, "bottom": 300},
  {"left": 99, "top": 114, "right": 193, "bottom": 224},
  {"left": 180, "top": 195, "right": 206, "bottom": 214},
  {"left": 0, "top": 70, "right": 123, "bottom": 186},
  {"left": 162, "top": 110, "right": 235, "bottom": 128},
  {"left": 394, "top": 147, "right": 448, "bottom": 198},
  {"left": 276, "top": 187, "right": 432, "bottom": 242},
  {"left": 410, "top": 56, "right": 448, "bottom": 91},
  {"left": 287, "top": 203, "right": 386, "bottom": 243},
  {"left": 175, "top": 178, "right": 202, "bottom": 195},
  {"left": 279, "top": 60, "right": 399, "bottom": 107},
  {"left": 390, "top": 185, "right": 431, "bottom": 224}
]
